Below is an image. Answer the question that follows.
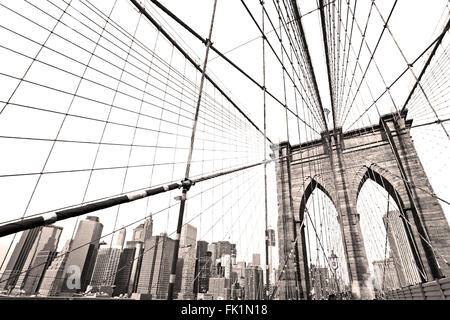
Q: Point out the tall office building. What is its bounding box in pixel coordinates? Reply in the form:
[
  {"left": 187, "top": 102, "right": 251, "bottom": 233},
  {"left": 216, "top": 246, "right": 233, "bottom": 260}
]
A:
[
  {"left": 22, "top": 250, "right": 58, "bottom": 295},
  {"left": 132, "top": 224, "right": 145, "bottom": 242},
  {"left": 175, "top": 224, "right": 197, "bottom": 299},
  {"left": 216, "top": 241, "right": 235, "bottom": 258},
  {"left": 208, "top": 241, "right": 236, "bottom": 277},
  {"left": 196, "top": 241, "right": 209, "bottom": 258},
  {"left": 113, "top": 245, "right": 137, "bottom": 296},
  {"left": 383, "top": 210, "right": 421, "bottom": 286},
  {"left": 194, "top": 252, "right": 211, "bottom": 294},
  {"left": 114, "top": 227, "right": 126, "bottom": 249},
  {"left": 232, "top": 261, "right": 246, "bottom": 286},
  {"left": 89, "top": 246, "right": 122, "bottom": 288},
  {"left": 245, "top": 266, "right": 264, "bottom": 300},
  {"left": 221, "top": 254, "right": 232, "bottom": 279},
  {"left": 60, "top": 216, "right": 103, "bottom": 294},
  {"left": 194, "top": 241, "right": 210, "bottom": 294},
  {"left": 137, "top": 233, "right": 175, "bottom": 299},
  {"left": 4, "top": 226, "right": 62, "bottom": 295},
  {"left": 39, "top": 240, "right": 72, "bottom": 296},
  {"left": 16, "top": 226, "right": 63, "bottom": 295},
  {"left": 125, "top": 240, "right": 144, "bottom": 294},
  {"left": 207, "top": 243, "right": 217, "bottom": 276},
  {"left": 143, "top": 214, "right": 153, "bottom": 242},
  {"left": 0, "top": 227, "right": 43, "bottom": 291},
  {"left": 373, "top": 258, "right": 401, "bottom": 291},
  {"left": 252, "top": 253, "right": 261, "bottom": 267}
]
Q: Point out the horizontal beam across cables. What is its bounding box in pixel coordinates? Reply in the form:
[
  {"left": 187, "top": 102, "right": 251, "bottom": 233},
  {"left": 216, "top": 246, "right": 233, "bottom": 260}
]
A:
[{"left": 0, "top": 158, "right": 272, "bottom": 238}]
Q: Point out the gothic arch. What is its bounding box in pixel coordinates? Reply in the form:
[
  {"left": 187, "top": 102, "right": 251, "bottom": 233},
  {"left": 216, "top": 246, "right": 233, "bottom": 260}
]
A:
[
  {"left": 293, "top": 176, "right": 344, "bottom": 299},
  {"left": 352, "top": 163, "right": 427, "bottom": 282},
  {"left": 298, "top": 176, "right": 336, "bottom": 221},
  {"left": 292, "top": 175, "right": 337, "bottom": 222},
  {"left": 353, "top": 163, "right": 409, "bottom": 215}
]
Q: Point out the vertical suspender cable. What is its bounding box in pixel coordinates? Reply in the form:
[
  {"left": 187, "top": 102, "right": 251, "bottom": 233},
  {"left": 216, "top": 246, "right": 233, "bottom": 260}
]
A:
[
  {"left": 167, "top": 0, "right": 219, "bottom": 300},
  {"left": 261, "top": 0, "right": 271, "bottom": 301}
]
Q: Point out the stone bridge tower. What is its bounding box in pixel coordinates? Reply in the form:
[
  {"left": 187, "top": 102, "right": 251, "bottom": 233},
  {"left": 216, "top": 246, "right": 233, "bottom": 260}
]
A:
[{"left": 273, "top": 110, "right": 450, "bottom": 300}]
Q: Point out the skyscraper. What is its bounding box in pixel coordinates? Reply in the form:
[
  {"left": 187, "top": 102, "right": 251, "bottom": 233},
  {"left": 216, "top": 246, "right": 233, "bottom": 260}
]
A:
[
  {"left": 383, "top": 210, "right": 421, "bottom": 286},
  {"left": 39, "top": 240, "right": 72, "bottom": 296},
  {"left": 196, "top": 241, "right": 209, "bottom": 258},
  {"left": 22, "top": 250, "right": 58, "bottom": 295},
  {"left": 113, "top": 245, "right": 137, "bottom": 297},
  {"left": 175, "top": 224, "right": 197, "bottom": 299},
  {"left": 208, "top": 241, "right": 236, "bottom": 277},
  {"left": 114, "top": 227, "right": 126, "bottom": 249},
  {"left": 137, "top": 233, "right": 175, "bottom": 299},
  {"left": 125, "top": 240, "right": 144, "bottom": 294},
  {"left": 221, "top": 254, "right": 232, "bottom": 279},
  {"left": 232, "top": 261, "right": 246, "bottom": 286},
  {"left": 60, "top": 216, "right": 103, "bottom": 294},
  {"left": 89, "top": 246, "right": 122, "bottom": 289},
  {"left": 216, "top": 241, "right": 235, "bottom": 258},
  {"left": 132, "top": 224, "right": 145, "bottom": 242},
  {"left": 207, "top": 243, "right": 217, "bottom": 276},
  {"left": 15, "top": 226, "right": 63, "bottom": 295},
  {"left": 194, "top": 241, "right": 210, "bottom": 294},
  {"left": 143, "top": 214, "right": 153, "bottom": 242},
  {"left": 0, "top": 227, "right": 43, "bottom": 292}
]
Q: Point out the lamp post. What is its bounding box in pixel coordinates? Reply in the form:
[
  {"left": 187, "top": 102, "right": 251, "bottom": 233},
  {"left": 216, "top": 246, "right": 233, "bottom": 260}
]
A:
[
  {"left": 329, "top": 250, "right": 339, "bottom": 296},
  {"left": 330, "top": 250, "right": 338, "bottom": 271}
]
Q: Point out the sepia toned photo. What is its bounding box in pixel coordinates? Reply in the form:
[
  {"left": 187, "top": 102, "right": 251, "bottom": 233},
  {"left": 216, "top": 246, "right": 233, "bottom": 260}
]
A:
[{"left": 0, "top": 0, "right": 448, "bottom": 306}]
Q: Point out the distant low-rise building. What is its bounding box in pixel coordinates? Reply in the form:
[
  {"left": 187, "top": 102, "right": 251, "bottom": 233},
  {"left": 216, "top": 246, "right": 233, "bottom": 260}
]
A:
[
  {"left": 373, "top": 258, "right": 401, "bottom": 291},
  {"left": 245, "top": 266, "right": 264, "bottom": 300},
  {"left": 208, "top": 277, "right": 231, "bottom": 300}
]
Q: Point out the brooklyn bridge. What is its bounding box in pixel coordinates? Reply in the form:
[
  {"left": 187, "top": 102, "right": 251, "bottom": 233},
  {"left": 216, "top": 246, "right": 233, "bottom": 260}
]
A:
[{"left": 0, "top": 0, "right": 449, "bottom": 300}]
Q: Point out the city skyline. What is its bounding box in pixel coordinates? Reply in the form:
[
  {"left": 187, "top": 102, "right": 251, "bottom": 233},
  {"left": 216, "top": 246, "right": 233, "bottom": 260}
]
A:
[{"left": 0, "top": 214, "right": 279, "bottom": 300}]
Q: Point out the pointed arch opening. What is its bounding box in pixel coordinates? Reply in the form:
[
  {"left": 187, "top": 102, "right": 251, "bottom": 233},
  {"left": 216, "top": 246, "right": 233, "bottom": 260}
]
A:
[
  {"left": 356, "top": 166, "right": 425, "bottom": 298},
  {"left": 298, "top": 178, "right": 351, "bottom": 300}
]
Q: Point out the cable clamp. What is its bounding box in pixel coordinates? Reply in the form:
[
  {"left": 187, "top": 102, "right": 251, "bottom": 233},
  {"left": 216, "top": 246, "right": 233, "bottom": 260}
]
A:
[
  {"left": 174, "top": 194, "right": 187, "bottom": 201},
  {"left": 42, "top": 212, "right": 58, "bottom": 225},
  {"left": 181, "top": 179, "right": 194, "bottom": 191},
  {"left": 127, "top": 190, "right": 147, "bottom": 201}
]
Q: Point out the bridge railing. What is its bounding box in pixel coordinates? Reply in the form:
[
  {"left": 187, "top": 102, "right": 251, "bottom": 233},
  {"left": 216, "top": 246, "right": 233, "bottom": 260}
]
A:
[{"left": 384, "top": 278, "right": 450, "bottom": 300}]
